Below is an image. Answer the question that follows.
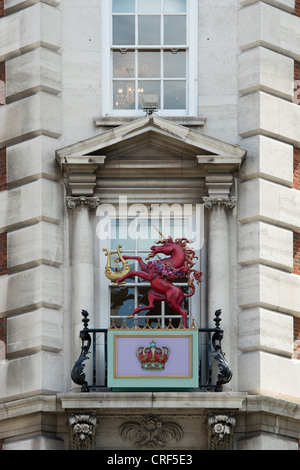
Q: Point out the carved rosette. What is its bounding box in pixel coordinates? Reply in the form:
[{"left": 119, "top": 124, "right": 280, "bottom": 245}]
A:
[
  {"left": 69, "top": 412, "right": 98, "bottom": 450},
  {"left": 120, "top": 415, "right": 183, "bottom": 448},
  {"left": 207, "top": 412, "right": 236, "bottom": 450},
  {"left": 203, "top": 196, "right": 236, "bottom": 210},
  {"left": 66, "top": 196, "right": 101, "bottom": 210}
]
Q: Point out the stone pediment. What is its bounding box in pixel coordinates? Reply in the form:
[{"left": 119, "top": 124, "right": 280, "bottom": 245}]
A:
[{"left": 55, "top": 115, "right": 246, "bottom": 198}]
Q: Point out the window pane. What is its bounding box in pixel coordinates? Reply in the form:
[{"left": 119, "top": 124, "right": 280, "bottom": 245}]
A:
[
  {"left": 164, "top": 16, "right": 186, "bottom": 45},
  {"left": 164, "top": 0, "right": 186, "bottom": 13},
  {"left": 113, "top": 80, "right": 136, "bottom": 109},
  {"left": 113, "top": 51, "right": 135, "bottom": 78},
  {"left": 111, "top": 287, "right": 135, "bottom": 320},
  {"left": 138, "top": 286, "right": 162, "bottom": 321},
  {"left": 164, "top": 80, "right": 186, "bottom": 109},
  {"left": 138, "top": 51, "right": 160, "bottom": 78},
  {"left": 164, "top": 50, "right": 186, "bottom": 78},
  {"left": 138, "top": 80, "right": 160, "bottom": 109},
  {"left": 113, "top": 0, "right": 135, "bottom": 13},
  {"left": 138, "top": 0, "right": 161, "bottom": 13},
  {"left": 110, "top": 219, "right": 135, "bottom": 251},
  {"left": 113, "top": 16, "right": 135, "bottom": 45},
  {"left": 138, "top": 16, "right": 160, "bottom": 45}
]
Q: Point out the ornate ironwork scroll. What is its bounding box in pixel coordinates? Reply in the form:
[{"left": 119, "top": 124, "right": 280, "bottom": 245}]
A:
[
  {"left": 69, "top": 412, "right": 98, "bottom": 450},
  {"left": 120, "top": 415, "right": 183, "bottom": 448},
  {"left": 71, "top": 309, "right": 91, "bottom": 392},
  {"left": 207, "top": 411, "right": 236, "bottom": 450},
  {"left": 212, "top": 309, "right": 233, "bottom": 392}
]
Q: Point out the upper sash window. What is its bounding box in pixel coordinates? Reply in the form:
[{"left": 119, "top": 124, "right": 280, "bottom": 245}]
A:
[{"left": 102, "top": 0, "right": 198, "bottom": 116}]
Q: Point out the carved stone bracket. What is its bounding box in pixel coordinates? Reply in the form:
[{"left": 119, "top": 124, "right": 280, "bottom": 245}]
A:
[
  {"left": 66, "top": 196, "right": 101, "bottom": 210},
  {"left": 68, "top": 411, "right": 98, "bottom": 450},
  {"left": 203, "top": 196, "right": 236, "bottom": 210},
  {"left": 120, "top": 415, "right": 183, "bottom": 448},
  {"left": 206, "top": 411, "right": 236, "bottom": 450}
]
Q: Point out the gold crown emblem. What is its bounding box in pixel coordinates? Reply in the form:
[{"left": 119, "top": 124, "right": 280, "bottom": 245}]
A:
[{"left": 136, "top": 340, "right": 170, "bottom": 371}]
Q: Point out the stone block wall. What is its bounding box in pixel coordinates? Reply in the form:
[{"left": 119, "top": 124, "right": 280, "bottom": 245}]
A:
[
  {"left": 0, "top": 0, "right": 64, "bottom": 404},
  {"left": 237, "top": 0, "right": 300, "bottom": 409}
]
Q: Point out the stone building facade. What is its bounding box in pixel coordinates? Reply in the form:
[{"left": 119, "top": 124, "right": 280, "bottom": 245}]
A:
[{"left": 0, "top": 0, "right": 299, "bottom": 451}]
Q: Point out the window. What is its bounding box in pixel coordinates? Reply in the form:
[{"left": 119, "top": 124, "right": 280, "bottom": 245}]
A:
[
  {"left": 101, "top": 0, "right": 198, "bottom": 116},
  {"left": 98, "top": 209, "right": 202, "bottom": 330}
]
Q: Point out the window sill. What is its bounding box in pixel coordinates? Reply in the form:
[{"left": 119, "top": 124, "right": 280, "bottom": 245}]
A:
[{"left": 94, "top": 115, "right": 206, "bottom": 128}]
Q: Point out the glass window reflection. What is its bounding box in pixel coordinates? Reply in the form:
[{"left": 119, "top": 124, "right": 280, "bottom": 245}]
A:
[
  {"left": 113, "top": 16, "right": 135, "bottom": 45},
  {"left": 113, "top": 80, "right": 136, "bottom": 109},
  {"left": 138, "top": 0, "right": 161, "bottom": 13},
  {"left": 138, "top": 16, "right": 160, "bottom": 45},
  {"left": 113, "top": 0, "right": 135, "bottom": 13},
  {"left": 113, "top": 51, "right": 135, "bottom": 78},
  {"left": 138, "top": 80, "right": 160, "bottom": 109},
  {"left": 164, "top": 50, "right": 186, "bottom": 78},
  {"left": 164, "top": 16, "right": 186, "bottom": 45},
  {"left": 164, "top": 0, "right": 186, "bottom": 13},
  {"left": 164, "top": 80, "right": 186, "bottom": 109},
  {"left": 138, "top": 51, "right": 160, "bottom": 78}
]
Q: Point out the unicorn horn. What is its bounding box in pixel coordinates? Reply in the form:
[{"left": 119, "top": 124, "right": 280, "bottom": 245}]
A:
[{"left": 152, "top": 225, "right": 167, "bottom": 240}]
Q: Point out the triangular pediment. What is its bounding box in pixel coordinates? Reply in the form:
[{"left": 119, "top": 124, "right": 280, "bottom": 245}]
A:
[
  {"left": 55, "top": 116, "right": 246, "bottom": 199},
  {"left": 56, "top": 115, "right": 246, "bottom": 170}
]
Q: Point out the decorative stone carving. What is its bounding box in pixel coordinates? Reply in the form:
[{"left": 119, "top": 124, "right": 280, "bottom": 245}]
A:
[
  {"left": 120, "top": 415, "right": 183, "bottom": 448},
  {"left": 69, "top": 412, "right": 98, "bottom": 450},
  {"left": 207, "top": 412, "right": 236, "bottom": 450},
  {"left": 66, "top": 196, "right": 101, "bottom": 210},
  {"left": 203, "top": 196, "right": 236, "bottom": 210}
]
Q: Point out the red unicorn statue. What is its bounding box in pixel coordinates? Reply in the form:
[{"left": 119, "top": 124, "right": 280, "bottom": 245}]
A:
[{"left": 114, "top": 236, "right": 202, "bottom": 328}]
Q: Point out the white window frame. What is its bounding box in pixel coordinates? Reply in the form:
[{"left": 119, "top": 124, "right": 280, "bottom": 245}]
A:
[
  {"left": 101, "top": 0, "right": 198, "bottom": 117},
  {"left": 97, "top": 210, "right": 201, "bottom": 330}
]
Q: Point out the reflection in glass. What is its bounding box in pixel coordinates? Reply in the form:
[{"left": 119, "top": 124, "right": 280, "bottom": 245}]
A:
[
  {"left": 113, "top": 51, "right": 135, "bottom": 78},
  {"left": 138, "top": 16, "right": 160, "bottom": 45},
  {"left": 164, "top": 16, "right": 186, "bottom": 45},
  {"left": 113, "top": 80, "right": 135, "bottom": 109},
  {"left": 164, "top": 50, "right": 186, "bottom": 78},
  {"left": 138, "top": 51, "right": 160, "bottom": 78},
  {"left": 138, "top": 80, "right": 160, "bottom": 109},
  {"left": 136, "top": 219, "right": 162, "bottom": 251},
  {"left": 138, "top": 286, "right": 162, "bottom": 323},
  {"left": 113, "top": 16, "right": 135, "bottom": 45},
  {"left": 111, "top": 287, "right": 134, "bottom": 317},
  {"left": 110, "top": 219, "right": 135, "bottom": 250},
  {"left": 164, "top": 80, "right": 186, "bottom": 109},
  {"left": 113, "top": 0, "right": 135, "bottom": 13},
  {"left": 138, "top": 0, "right": 161, "bottom": 13},
  {"left": 164, "top": 0, "right": 186, "bottom": 13},
  {"left": 165, "top": 286, "right": 189, "bottom": 328}
]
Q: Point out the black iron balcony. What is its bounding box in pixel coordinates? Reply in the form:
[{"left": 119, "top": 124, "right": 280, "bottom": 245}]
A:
[{"left": 71, "top": 309, "right": 232, "bottom": 393}]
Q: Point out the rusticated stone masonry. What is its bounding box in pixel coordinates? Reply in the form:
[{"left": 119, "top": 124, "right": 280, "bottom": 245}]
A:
[
  {"left": 293, "top": 3, "right": 300, "bottom": 359},
  {"left": 0, "top": 2, "right": 7, "bottom": 358}
]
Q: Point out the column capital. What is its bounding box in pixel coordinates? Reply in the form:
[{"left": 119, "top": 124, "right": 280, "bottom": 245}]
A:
[
  {"left": 204, "top": 172, "right": 236, "bottom": 209},
  {"left": 203, "top": 196, "right": 236, "bottom": 210},
  {"left": 66, "top": 196, "right": 101, "bottom": 210}
]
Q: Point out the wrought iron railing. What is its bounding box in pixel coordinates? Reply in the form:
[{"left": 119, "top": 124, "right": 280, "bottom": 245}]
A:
[{"left": 71, "top": 309, "right": 232, "bottom": 393}]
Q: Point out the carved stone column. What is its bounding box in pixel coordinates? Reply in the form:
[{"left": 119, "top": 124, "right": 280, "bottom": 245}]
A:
[
  {"left": 203, "top": 173, "right": 235, "bottom": 369},
  {"left": 69, "top": 411, "right": 98, "bottom": 450},
  {"left": 207, "top": 411, "right": 236, "bottom": 450},
  {"left": 67, "top": 196, "right": 101, "bottom": 366}
]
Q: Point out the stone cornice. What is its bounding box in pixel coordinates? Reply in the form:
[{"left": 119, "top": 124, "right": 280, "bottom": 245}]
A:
[{"left": 58, "top": 391, "right": 247, "bottom": 411}]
